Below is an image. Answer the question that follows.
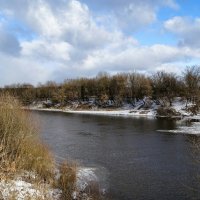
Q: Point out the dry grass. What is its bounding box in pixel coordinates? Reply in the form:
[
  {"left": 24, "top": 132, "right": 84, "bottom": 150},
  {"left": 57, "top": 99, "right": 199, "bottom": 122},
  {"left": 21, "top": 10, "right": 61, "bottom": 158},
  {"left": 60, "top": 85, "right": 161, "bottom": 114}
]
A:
[
  {"left": 0, "top": 93, "right": 79, "bottom": 199},
  {"left": 56, "top": 162, "right": 77, "bottom": 200},
  {"left": 0, "top": 93, "right": 55, "bottom": 181}
]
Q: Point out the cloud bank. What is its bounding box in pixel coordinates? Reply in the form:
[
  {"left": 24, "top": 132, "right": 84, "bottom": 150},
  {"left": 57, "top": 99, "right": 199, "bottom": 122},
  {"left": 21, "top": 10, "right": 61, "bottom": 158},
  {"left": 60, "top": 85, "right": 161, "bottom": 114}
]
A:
[{"left": 0, "top": 0, "right": 199, "bottom": 86}]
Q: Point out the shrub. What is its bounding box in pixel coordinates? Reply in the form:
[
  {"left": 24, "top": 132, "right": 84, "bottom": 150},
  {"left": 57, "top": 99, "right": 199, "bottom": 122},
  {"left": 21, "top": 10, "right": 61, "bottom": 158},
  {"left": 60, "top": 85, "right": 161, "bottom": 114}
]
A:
[
  {"left": 186, "top": 104, "right": 200, "bottom": 115},
  {"left": 156, "top": 107, "right": 180, "bottom": 117},
  {"left": 57, "top": 162, "right": 76, "bottom": 200}
]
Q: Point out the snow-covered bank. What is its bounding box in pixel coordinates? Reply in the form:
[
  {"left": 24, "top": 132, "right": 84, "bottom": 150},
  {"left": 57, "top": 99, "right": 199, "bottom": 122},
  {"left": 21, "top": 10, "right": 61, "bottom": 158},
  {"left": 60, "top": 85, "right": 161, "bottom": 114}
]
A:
[
  {"left": 27, "top": 103, "right": 194, "bottom": 119},
  {"left": 28, "top": 106, "right": 156, "bottom": 118},
  {"left": 27, "top": 98, "right": 200, "bottom": 137},
  {"left": 64, "top": 109, "right": 155, "bottom": 117},
  {"left": 0, "top": 179, "right": 61, "bottom": 200},
  {"left": 158, "top": 122, "right": 200, "bottom": 135},
  {"left": 0, "top": 172, "right": 61, "bottom": 200},
  {"left": 157, "top": 114, "right": 200, "bottom": 136},
  {"left": 28, "top": 97, "right": 198, "bottom": 119},
  {"left": 0, "top": 167, "right": 104, "bottom": 200},
  {"left": 28, "top": 98, "right": 158, "bottom": 118}
]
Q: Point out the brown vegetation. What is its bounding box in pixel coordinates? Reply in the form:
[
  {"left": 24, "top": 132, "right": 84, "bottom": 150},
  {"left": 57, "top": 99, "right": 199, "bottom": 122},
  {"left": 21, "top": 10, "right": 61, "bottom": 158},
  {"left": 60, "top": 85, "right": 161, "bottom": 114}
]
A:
[
  {"left": 0, "top": 93, "right": 55, "bottom": 180},
  {"left": 56, "top": 162, "right": 77, "bottom": 200},
  {"left": 0, "top": 93, "right": 77, "bottom": 199},
  {"left": 1, "top": 66, "right": 200, "bottom": 115},
  {"left": 156, "top": 107, "right": 180, "bottom": 117}
]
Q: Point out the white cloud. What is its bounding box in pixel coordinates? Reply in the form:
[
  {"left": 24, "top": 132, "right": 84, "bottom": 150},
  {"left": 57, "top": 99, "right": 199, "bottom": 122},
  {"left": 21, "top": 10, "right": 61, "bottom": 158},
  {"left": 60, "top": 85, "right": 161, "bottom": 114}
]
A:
[
  {"left": 164, "top": 16, "right": 200, "bottom": 48},
  {"left": 162, "top": 0, "right": 179, "bottom": 9},
  {"left": 0, "top": 0, "right": 199, "bottom": 86},
  {"left": 81, "top": 0, "right": 178, "bottom": 11},
  {"left": 27, "top": 0, "right": 62, "bottom": 38},
  {"left": 81, "top": 0, "right": 178, "bottom": 30},
  {"left": 0, "top": 53, "right": 53, "bottom": 86},
  {"left": 78, "top": 44, "right": 200, "bottom": 75},
  {"left": 21, "top": 39, "right": 72, "bottom": 62},
  {"left": 116, "top": 3, "right": 157, "bottom": 30}
]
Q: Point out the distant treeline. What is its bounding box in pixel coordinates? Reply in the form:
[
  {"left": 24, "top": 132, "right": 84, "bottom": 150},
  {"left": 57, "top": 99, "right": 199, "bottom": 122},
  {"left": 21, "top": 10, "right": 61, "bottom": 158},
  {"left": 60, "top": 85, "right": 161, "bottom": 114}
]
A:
[{"left": 1, "top": 66, "right": 200, "bottom": 108}]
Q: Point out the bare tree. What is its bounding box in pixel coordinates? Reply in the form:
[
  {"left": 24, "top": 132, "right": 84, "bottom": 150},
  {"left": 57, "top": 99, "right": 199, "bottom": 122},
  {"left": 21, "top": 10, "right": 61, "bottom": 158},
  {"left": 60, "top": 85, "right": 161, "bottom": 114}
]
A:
[{"left": 152, "top": 71, "right": 179, "bottom": 106}]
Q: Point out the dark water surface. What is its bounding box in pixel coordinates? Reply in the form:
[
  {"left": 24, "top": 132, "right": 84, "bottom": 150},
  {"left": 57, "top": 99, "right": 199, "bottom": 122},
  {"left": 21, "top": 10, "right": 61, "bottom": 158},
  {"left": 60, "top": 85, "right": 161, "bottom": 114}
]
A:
[{"left": 32, "top": 111, "right": 200, "bottom": 200}]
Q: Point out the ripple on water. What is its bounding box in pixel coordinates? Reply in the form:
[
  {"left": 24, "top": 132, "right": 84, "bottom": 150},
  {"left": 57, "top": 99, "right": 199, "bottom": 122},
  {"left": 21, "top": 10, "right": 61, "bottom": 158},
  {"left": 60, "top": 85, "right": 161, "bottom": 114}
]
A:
[{"left": 78, "top": 131, "right": 93, "bottom": 136}]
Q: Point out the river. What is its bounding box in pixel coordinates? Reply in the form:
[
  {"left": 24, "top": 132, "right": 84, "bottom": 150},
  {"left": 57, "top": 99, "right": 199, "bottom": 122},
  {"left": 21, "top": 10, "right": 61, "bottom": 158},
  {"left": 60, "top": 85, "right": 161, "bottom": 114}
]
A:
[{"left": 32, "top": 111, "right": 200, "bottom": 200}]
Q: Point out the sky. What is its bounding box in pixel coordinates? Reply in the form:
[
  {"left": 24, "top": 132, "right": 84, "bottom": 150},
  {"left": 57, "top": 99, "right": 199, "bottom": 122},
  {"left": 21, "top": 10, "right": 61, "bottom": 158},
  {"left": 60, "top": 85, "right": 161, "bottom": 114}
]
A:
[{"left": 0, "top": 0, "right": 200, "bottom": 86}]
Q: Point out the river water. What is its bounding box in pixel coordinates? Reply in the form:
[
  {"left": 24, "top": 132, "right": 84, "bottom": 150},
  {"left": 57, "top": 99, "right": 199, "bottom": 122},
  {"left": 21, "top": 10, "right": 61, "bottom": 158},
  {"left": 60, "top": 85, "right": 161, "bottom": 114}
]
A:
[{"left": 32, "top": 111, "right": 200, "bottom": 200}]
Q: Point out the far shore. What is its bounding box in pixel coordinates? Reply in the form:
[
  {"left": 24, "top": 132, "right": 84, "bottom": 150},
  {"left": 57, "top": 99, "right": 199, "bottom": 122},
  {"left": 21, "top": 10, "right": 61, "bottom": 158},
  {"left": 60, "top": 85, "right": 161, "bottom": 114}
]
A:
[
  {"left": 26, "top": 107, "right": 156, "bottom": 118},
  {"left": 24, "top": 106, "right": 200, "bottom": 122}
]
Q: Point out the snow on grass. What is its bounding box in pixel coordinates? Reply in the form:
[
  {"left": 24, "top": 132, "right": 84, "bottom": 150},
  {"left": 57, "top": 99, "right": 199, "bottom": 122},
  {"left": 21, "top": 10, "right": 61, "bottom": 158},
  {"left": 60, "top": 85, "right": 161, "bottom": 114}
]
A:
[
  {"left": 76, "top": 168, "right": 98, "bottom": 192},
  {"left": 158, "top": 122, "right": 200, "bottom": 135},
  {"left": 0, "top": 178, "right": 61, "bottom": 200},
  {"left": 171, "top": 98, "right": 191, "bottom": 116},
  {"left": 0, "top": 168, "right": 100, "bottom": 200},
  {"left": 187, "top": 114, "right": 200, "bottom": 120}
]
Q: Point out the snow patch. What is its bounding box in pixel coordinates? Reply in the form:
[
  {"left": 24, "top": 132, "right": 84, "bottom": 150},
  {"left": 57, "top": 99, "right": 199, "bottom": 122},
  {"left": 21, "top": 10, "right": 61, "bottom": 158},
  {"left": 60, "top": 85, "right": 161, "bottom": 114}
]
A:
[
  {"left": 158, "top": 122, "right": 200, "bottom": 135},
  {"left": 0, "top": 177, "right": 61, "bottom": 200},
  {"left": 76, "top": 168, "right": 98, "bottom": 191},
  {"left": 64, "top": 109, "right": 155, "bottom": 118}
]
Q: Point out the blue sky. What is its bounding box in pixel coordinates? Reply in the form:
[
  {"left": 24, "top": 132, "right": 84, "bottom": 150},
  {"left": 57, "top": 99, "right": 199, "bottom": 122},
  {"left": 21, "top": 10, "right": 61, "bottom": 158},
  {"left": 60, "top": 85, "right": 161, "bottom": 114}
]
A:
[{"left": 0, "top": 0, "right": 200, "bottom": 86}]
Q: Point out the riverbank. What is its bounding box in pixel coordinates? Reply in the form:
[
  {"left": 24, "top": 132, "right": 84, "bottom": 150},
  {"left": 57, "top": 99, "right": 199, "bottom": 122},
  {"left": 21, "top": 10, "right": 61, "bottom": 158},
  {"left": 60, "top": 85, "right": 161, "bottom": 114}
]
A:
[
  {"left": 27, "top": 107, "right": 156, "bottom": 118},
  {"left": 26, "top": 98, "right": 200, "bottom": 120},
  {"left": 0, "top": 94, "right": 102, "bottom": 200},
  {"left": 0, "top": 167, "right": 101, "bottom": 200},
  {"left": 27, "top": 100, "right": 200, "bottom": 137}
]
